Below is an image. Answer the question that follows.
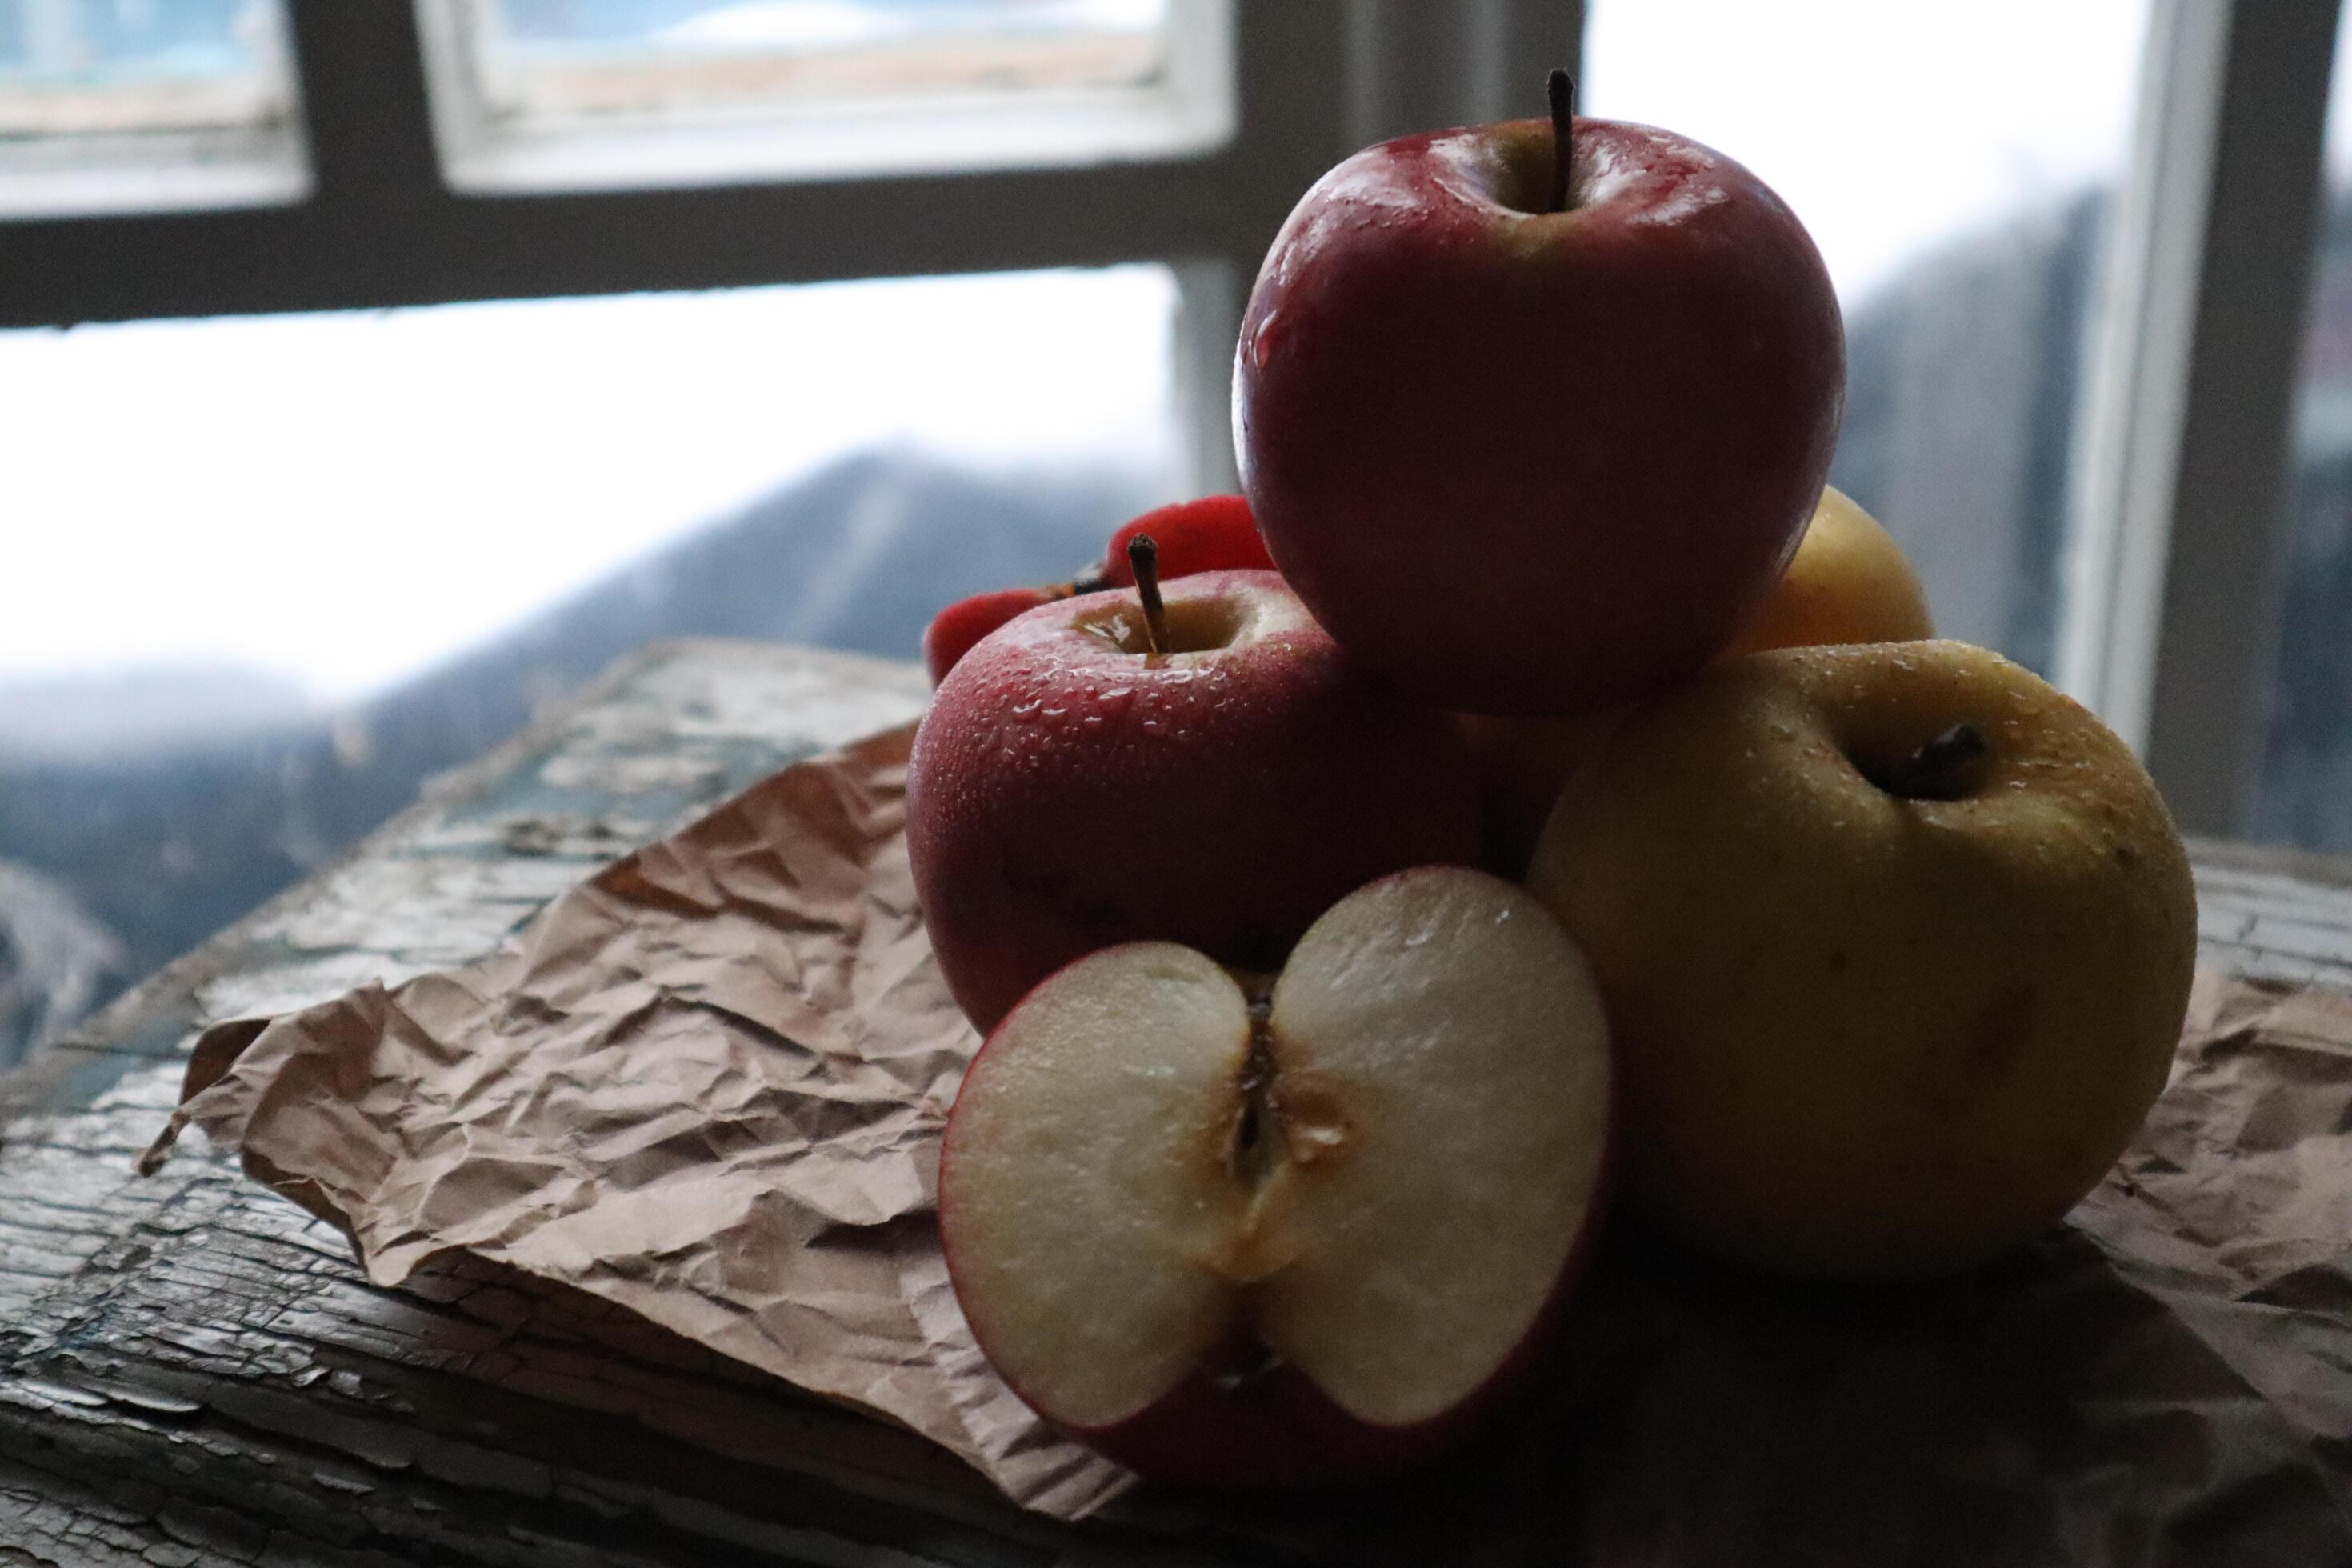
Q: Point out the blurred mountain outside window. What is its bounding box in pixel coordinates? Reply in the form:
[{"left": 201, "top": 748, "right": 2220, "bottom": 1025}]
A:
[{"left": 0, "top": 266, "right": 1185, "bottom": 1068}]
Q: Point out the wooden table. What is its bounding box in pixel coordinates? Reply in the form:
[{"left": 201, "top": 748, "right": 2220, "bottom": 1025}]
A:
[{"left": 1, "top": 640, "right": 2346, "bottom": 1566}]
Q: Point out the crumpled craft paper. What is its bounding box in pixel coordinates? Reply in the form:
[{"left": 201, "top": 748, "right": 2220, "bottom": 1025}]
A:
[
  {"left": 145, "top": 721, "right": 1129, "bottom": 1518},
  {"left": 145, "top": 718, "right": 2352, "bottom": 1548}
]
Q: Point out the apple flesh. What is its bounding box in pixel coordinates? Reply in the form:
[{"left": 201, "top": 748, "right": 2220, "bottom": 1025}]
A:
[
  {"left": 1236, "top": 110, "right": 1843, "bottom": 716},
  {"left": 907, "top": 568, "right": 1479, "bottom": 1033},
  {"left": 938, "top": 866, "right": 1613, "bottom": 1489},
  {"left": 920, "top": 495, "right": 1270, "bottom": 686},
  {"left": 1526, "top": 640, "right": 2198, "bottom": 1279}
]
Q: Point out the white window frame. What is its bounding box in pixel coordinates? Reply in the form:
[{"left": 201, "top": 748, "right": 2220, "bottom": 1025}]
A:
[
  {"left": 0, "top": 0, "right": 310, "bottom": 220},
  {"left": 411, "top": 0, "right": 1239, "bottom": 195},
  {"left": 2061, "top": 0, "right": 2342, "bottom": 836}
]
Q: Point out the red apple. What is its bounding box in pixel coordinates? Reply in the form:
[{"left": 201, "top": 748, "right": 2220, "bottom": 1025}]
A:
[
  {"left": 906, "top": 566, "right": 1478, "bottom": 1033},
  {"left": 938, "top": 866, "right": 1614, "bottom": 1488},
  {"left": 921, "top": 495, "right": 1270, "bottom": 686},
  {"left": 1098, "top": 494, "right": 1273, "bottom": 586},
  {"left": 922, "top": 585, "right": 1070, "bottom": 687},
  {"left": 1234, "top": 78, "right": 1844, "bottom": 716}
]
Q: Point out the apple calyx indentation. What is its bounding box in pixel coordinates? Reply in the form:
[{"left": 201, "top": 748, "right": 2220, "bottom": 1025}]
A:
[
  {"left": 1078, "top": 584, "right": 1250, "bottom": 658},
  {"left": 1546, "top": 68, "right": 1577, "bottom": 214},
  {"left": 1862, "top": 722, "right": 1991, "bottom": 802}
]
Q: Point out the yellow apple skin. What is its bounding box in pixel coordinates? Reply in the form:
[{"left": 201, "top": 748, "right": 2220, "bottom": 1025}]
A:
[
  {"left": 1524, "top": 641, "right": 2197, "bottom": 1280},
  {"left": 1722, "top": 486, "right": 1934, "bottom": 659}
]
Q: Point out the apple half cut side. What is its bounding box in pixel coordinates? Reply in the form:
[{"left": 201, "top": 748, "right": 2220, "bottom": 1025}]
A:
[{"left": 937, "top": 866, "right": 1613, "bottom": 1490}]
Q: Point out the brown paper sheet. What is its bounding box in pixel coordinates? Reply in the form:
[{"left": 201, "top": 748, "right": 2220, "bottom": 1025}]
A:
[
  {"left": 146, "top": 721, "right": 1129, "bottom": 1518},
  {"left": 146, "top": 722, "right": 2352, "bottom": 1553}
]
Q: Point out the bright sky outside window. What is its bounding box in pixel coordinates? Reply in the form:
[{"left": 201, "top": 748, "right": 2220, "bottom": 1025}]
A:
[
  {"left": 1586, "top": 0, "right": 2151, "bottom": 678},
  {"left": 0, "top": 264, "right": 1181, "bottom": 709}
]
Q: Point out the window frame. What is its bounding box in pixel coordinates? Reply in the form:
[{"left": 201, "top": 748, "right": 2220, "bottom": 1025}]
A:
[
  {"left": 2058, "top": 0, "right": 2342, "bottom": 835},
  {"left": 413, "top": 0, "right": 1241, "bottom": 195}
]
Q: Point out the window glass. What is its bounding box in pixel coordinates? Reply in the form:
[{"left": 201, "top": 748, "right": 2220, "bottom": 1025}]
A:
[
  {"left": 1584, "top": 1, "right": 2151, "bottom": 675},
  {"left": 0, "top": 0, "right": 304, "bottom": 216},
  {"left": 419, "top": 0, "right": 1231, "bottom": 190},
  {"left": 2254, "top": 14, "right": 2352, "bottom": 851},
  {"left": 0, "top": 266, "right": 1182, "bottom": 1066},
  {"left": 474, "top": 0, "right": 1172, "bottom": 119}
]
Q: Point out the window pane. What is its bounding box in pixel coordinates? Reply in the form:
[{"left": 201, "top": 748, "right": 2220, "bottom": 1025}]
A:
[
  {"left": 478, "top": 0, "right": 1172, "bottom": 119},
  {"left": 2254, "top": 12, "right": 2352, "bottom": 851},
  {"left": 0, "top": 267, "right": 1183, "bottom": 1066},
  {"left": 1585, "top": 1, "right": 2151, "bottom": 676},
  {"left": 418, "top": 0, "right": 1234, "bottom": 191},
  {"left": 0, "top": 0, "right": 305, "bottom": 216}
]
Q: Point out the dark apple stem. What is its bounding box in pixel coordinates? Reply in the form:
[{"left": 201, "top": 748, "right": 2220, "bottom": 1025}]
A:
[
  {"left": 1128, "top": 533, "right": 1168, "bottom": 656},
  {"left": 1546, "top": 68, "right": 1576, "bottom": 213},
  {"left": 1872, "top": 723, "right": 1989, "bottom": 802}
]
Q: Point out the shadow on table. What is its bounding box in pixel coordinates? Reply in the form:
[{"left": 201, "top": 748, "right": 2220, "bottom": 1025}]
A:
[{"left": 1116, "top": 1223, "right": 2346, "bottom": 1566}]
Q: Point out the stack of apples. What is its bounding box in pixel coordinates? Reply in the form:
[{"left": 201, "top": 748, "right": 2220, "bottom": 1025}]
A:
[{"left": 904, "top": 79, "right": 2198, "bottom": 1490}]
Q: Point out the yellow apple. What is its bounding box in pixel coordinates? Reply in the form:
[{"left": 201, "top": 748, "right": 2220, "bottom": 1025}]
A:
[
  {"left": 1722, "top": 485, "right": 1934, "bottom": 658},
  {"left": 1524, "top": 640, "right": 2197, "bottom": 1279},
  {"left": 1463, "top": 488, "right": 1931, "bottom": 878}
]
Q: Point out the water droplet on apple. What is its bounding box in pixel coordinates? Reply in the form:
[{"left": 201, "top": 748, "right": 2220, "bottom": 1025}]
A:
[
  {"left": 1250, "top": 310, "right": 1284, "bottom": 370},
  {"left": 1094, "top": 686, "right": 1135, "bottom": 718}
]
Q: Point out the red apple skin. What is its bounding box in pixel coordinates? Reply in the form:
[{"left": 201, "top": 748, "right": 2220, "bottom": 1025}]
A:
[
  {"left": 906, "top": 571, "right": 1478, "bottom": 1033},
  {"left": 922, "top": 586, "right": 1066, "bottom": 686},
  {"left": 1099, "top": 494, "right": 1273, "bottom": 586},
  {"left": 935, "top": 948, "right": 1618, "bottom": 1490},
  {"left": 1038, "top": 1220, "right": 1610, "bottom": 1491},
  {"left": 1235, "top": 114, "right": 1844, "bottom": 716}
]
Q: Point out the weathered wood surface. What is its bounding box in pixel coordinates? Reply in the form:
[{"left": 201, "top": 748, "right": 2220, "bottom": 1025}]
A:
[
  {"left": 0, "top": 638, "right": 2346, "bottom": 1566},
  {"left": 0, "top": 643, "right": 1122, "bottom": 1568}
]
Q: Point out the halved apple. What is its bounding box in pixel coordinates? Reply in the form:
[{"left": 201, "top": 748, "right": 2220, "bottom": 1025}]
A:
[{"left": 936, "top": 866, "right": 1613, "bottom": 1489}]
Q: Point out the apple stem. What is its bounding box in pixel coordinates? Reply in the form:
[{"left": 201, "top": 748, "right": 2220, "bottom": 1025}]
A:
[
  {"left": 1546, "top": 68, "right": 1576, "bottom": 213},
  {"left": 1874, "top": 723, "right": 1990, "bottom": 802},
  {"left": 1128, "top": 533, "right": 1169, "bottom": 656}
]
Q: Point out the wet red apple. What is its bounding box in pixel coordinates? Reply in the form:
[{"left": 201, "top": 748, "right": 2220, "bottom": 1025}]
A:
[{"left": 1236, "top": 74, "right": 1843, "bottom": 716}]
